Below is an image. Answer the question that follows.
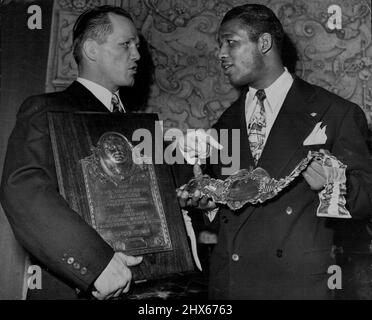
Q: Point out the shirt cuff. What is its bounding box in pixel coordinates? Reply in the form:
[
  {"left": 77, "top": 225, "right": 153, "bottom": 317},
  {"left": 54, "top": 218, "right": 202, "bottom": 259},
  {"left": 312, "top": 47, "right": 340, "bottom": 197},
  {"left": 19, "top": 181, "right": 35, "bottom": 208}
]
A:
[{"left": 205, "top": 207, "right": 219, "bottom": 222}]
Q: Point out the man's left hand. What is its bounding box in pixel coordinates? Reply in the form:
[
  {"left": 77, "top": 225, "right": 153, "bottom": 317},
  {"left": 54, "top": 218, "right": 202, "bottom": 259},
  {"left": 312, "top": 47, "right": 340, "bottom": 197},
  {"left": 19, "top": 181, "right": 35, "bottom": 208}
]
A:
[{"left": 302, "top": 156, "right": 327, "bottom": 191}]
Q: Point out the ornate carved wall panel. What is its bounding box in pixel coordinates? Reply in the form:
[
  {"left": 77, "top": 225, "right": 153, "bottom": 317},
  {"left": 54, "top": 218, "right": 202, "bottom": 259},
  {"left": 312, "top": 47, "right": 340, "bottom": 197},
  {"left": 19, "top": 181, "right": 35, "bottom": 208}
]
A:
[{"left": 46, "top": 0, "right": 372, "bottom": 131}]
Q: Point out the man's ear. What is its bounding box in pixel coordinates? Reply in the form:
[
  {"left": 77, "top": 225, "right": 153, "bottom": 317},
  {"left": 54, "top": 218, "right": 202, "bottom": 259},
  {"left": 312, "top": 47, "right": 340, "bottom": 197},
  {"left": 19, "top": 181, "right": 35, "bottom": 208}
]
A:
[
  {"left": 259, "top": 33, "right": 273, "bottom": 54},
  {"left": 82, "top": 38, "right": 98, "bottom": 61}
]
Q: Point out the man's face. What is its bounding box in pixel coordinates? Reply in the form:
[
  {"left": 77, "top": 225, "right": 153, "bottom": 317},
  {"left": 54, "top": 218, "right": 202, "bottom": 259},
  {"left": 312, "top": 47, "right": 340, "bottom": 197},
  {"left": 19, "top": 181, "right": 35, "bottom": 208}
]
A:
[
  {"left": 218, "top": 18, "right": 263, "bottom": 87},
  {"left": 95, "top": 14, "right": 140, "bottom": 91},
  {"left": 103, "top": 137, "right": 127, "bottom": 164}
]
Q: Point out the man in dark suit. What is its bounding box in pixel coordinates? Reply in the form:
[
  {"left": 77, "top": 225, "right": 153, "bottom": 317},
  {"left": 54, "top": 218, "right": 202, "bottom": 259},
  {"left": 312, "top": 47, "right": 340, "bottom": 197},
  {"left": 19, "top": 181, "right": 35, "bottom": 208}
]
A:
[
  {"left": 178, "top": 4, "right": 372, "bottom": 299},
  {"left": 0, "top": 5, "right": 143, "bottom": 299}
]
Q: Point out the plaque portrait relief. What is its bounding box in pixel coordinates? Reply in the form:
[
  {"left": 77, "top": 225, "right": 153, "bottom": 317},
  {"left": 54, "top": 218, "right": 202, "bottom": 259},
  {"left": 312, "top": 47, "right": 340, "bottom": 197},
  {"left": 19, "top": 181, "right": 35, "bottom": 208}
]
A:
[{"left": 81, "top": 131, "right": 172, "bottom": 256}]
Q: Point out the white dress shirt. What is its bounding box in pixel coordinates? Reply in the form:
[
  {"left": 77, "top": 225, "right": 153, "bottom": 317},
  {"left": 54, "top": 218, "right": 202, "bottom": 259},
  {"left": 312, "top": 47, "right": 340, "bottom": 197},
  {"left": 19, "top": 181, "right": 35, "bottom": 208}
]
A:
[
  {"left": 245, "top": 67, "right": 293, "bottom": 147},
  {"left": 76, "top": 77, "right": 125, "bottom": 112}
]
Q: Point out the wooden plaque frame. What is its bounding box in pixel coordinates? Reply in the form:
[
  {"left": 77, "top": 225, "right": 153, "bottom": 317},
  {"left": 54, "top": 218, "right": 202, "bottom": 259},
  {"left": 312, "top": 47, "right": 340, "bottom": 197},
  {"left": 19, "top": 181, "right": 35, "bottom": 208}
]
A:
[{"left": 48, "top": 112, "right": 194, "bottom": 281}]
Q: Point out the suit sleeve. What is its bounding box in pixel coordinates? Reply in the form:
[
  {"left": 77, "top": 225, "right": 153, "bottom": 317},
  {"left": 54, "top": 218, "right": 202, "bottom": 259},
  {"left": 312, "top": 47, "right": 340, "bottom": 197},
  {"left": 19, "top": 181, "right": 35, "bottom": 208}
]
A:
[
  {"left": 332, "top": 104, "right": 372, "bottom": 220},
  {"left": 0, "top": 96, "right": 114, "bottom": 292}
]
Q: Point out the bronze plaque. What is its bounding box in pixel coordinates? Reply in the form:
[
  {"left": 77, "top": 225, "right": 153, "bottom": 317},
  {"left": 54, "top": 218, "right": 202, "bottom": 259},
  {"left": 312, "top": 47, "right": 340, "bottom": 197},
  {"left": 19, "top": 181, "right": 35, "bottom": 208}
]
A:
[
  {"left": 48, "top": 112, "right": 194, "bottom": 281},
  {"left": 81, "top": 131, "right": 172, "bottom": 255}
]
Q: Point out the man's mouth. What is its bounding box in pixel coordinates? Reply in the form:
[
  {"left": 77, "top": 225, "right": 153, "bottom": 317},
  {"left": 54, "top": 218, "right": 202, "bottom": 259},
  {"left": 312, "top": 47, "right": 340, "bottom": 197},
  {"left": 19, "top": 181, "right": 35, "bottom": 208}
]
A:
[
  {"left": 221, "top": 63, "right": 233, "bottom": 73},
  {"left": 129, "top": 65, "right": 137, "bottom": 73}
]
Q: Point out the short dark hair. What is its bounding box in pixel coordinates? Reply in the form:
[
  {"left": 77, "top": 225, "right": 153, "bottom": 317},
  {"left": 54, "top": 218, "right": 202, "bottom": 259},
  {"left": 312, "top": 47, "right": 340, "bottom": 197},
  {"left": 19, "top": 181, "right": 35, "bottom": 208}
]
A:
[
  {"left": 72, "top": 5, "right": 134, "bottom": 65},
  {"left": 221, "top": 4, "right": 284, "bottom": 50}
]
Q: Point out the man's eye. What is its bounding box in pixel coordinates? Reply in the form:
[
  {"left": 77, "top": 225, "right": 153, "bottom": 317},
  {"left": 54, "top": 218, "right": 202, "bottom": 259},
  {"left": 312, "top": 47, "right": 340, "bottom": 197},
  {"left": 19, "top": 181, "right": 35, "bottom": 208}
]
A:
[
  {"left": 227, "top": 40, "right": 236, "bottom": 46},
  {"left": 120, "top": 42, "right": 130, "bottom": 48}
]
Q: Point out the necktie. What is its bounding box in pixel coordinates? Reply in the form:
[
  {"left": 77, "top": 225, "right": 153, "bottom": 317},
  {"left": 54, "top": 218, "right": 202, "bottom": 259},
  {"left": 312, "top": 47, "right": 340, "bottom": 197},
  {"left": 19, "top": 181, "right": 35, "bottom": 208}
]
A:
[
  {"left": 111, "top": 93, "right": 123, "bottom": 113},
  {"left": 248, "top": 89, "right": 266, "bottom": 164}
]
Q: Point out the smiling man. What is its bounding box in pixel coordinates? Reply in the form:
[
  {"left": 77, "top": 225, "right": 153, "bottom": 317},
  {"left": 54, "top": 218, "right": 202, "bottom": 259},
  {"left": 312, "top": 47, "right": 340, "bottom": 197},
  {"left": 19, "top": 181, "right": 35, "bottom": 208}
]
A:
[
  {"left": 0, "top": 6, "right": 142, "bottom": 299},
  {"left": 178, "top": 4, "right": 372, "bottom": 299}
]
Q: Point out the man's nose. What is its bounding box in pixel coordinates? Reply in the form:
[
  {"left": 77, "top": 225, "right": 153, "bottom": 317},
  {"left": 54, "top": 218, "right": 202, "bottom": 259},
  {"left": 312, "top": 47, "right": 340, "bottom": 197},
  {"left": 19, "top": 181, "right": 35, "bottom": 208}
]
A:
[
  {"left": 218, "top": 44, "right": 228, "bottom": 61},
  {"left": 131, "top": 46, "right": 140, "bottom": 61}
]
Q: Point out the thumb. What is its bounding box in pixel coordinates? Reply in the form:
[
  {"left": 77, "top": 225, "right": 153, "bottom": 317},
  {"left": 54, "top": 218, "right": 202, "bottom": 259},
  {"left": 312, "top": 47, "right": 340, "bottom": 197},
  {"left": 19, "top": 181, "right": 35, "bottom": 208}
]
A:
[
  {"left": 206, "top": 129, "right": 223, "bottom": 150},
  {"left": 92, "top": 291, "right": 103, "bottom": 300},
  {"left": 193, "top": 163, "right": 203, "bottom": 178},
  {"left": 121, "top": 254, "right": 143, "bottom": 267}
]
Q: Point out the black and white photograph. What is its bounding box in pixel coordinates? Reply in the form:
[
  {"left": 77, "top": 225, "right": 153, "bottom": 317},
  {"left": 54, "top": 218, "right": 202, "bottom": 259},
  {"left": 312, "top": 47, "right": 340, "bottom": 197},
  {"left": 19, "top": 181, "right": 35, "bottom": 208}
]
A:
[{"left": 0, "top": 0, "right": 372, "bottom": 309}]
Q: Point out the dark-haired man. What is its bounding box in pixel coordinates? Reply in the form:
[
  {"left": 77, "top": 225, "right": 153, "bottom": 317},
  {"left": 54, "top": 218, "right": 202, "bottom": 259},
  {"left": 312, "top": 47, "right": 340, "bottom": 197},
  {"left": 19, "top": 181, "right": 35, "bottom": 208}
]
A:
[
  {"left": 178, "top": 4, "right": 372, "bottom": 299},
  {"left": 0, "top": 5, "right": 142, "bottom": 299}
]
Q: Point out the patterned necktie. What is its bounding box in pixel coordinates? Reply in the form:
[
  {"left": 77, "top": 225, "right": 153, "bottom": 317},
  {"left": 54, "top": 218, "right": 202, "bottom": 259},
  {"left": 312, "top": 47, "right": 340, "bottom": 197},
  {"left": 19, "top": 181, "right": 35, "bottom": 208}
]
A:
[
  {"left": 248, "top": 89, "right": 266, "bottom": 164},
  {"left": 111, "top": 93, "right": 123, "bottom": 113}
]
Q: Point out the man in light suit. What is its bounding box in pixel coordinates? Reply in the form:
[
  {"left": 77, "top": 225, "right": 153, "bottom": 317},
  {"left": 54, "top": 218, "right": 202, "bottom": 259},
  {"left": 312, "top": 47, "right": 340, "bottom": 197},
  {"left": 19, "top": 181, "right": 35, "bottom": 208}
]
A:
[
  {"left": 0, "top": 5, "right": 143, "bottom": 299},
  {"left": 178, "top": 4, "right": 372, "bottom": 299}
]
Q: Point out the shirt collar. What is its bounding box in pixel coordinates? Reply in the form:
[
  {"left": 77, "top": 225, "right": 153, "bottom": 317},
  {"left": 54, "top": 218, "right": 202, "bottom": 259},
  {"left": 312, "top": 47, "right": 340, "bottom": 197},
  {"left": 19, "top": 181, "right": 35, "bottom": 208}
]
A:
[
  {"left": 77, "top": 77, "right": 117, "bottom": 112},
  {"left": 249, "top": 67, "right": 293, "bottom": 113}
]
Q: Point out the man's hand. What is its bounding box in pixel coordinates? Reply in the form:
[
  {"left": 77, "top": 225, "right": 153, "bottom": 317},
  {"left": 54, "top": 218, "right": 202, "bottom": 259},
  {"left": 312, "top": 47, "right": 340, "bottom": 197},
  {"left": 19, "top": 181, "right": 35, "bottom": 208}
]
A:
[
  {"left": 175, "top": 129, "right": 223, "bottom": 165},
  {"left": 302, "top": 160, "right": 327, "bottom": 190},
  {"left": 302, "top": 149, "right": 331, "bottom": 191},
  {"left": 92, "top": 252, "right": 143, "bottom": 300},
  {"left": 177, "top": 186, "right": 217, "bottom": 211}
]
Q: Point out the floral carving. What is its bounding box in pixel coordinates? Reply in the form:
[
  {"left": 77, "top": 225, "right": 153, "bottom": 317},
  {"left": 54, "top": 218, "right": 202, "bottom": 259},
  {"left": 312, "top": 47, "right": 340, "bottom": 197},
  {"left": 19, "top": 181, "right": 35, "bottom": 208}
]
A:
[{"left": 46, "top": 0, "right": 372, "bottom": 133}]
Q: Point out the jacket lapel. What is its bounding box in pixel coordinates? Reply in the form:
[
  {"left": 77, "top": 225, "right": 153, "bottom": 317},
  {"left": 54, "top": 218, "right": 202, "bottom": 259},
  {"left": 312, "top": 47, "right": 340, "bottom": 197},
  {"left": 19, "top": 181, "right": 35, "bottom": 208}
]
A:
[
  {"left": 65, "top": 81, "right": 110, "bottom": 113},
  {"left": 257, "top": 76, "right": 330, "bottom": 179},
  {"left": 224, "top": 87, "right": 255, "bottom": 171}
]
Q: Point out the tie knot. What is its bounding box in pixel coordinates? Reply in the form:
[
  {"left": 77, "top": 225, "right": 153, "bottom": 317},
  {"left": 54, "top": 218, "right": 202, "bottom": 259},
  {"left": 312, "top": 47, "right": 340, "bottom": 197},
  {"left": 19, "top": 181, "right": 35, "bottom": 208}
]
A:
[
  {"left": 112, "top": 93, "right": 120, "bottom": 104},
  {"left": 111, "top": 93, "right": 121, "bottom": 112},
  {"left": 256, "top": 89, "right": 266, "bottom": 102}
]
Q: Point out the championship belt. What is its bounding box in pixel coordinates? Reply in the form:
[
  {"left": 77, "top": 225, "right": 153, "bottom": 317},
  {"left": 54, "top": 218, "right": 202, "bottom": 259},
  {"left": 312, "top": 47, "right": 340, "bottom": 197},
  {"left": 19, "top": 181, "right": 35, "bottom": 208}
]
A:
[{"left": 181, "top": 151, "right": 351, "bottom": 218}]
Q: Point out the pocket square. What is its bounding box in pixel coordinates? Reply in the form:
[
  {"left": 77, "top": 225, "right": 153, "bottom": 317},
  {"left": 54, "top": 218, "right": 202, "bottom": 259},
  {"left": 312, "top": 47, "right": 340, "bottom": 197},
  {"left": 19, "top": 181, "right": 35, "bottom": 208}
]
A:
[{"left": 303, "top": 122, "right": 327, "bottom": 146}]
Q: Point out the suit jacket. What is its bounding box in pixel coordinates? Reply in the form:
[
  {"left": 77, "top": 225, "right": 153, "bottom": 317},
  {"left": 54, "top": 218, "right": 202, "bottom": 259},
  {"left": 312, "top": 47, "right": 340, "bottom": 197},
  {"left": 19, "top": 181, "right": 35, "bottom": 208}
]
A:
[
  {"left": 0, "top": 81, "right": 116, "bottom": 299},
  {"left": 206, "top": 76, "right": 372, "bottom": 299}
]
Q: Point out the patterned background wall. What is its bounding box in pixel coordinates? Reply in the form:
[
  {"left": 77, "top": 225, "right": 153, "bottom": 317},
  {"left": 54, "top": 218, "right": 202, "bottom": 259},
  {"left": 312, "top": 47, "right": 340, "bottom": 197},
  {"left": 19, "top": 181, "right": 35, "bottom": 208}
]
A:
[{"left": 46, "top": 0, "right": 372, "bottom": 132}]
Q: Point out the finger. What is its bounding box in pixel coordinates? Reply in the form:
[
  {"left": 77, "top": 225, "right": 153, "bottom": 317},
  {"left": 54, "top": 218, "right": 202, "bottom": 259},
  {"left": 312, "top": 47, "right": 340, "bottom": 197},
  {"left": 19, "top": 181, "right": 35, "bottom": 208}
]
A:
[
  {"left": 122, "top": 282, "right": 131, "bottom": 294},
  {"left": 122, "top": 254, "right": 143, "bottom": 267},
  {"left": 302, "top": 170, "right": 324, "bottom": 190},
  {"left": 92, "top": 291, "right": 105, "bottom": 300},
  {"left": 205, "top": 134, "right": 223, "bottom": 150},
  {"left": 191, "top": 190, "right": 201, "bottom": 206},
  {"left": 309, "top": 161, "right": 326, "bottom": 176},
  {"left": 186, "top": 199, "right": 194, "bottom": 207},
  {"left": 302, "top": 171, "right": 315, "bottom": 186},
  {"left": 112, "top": 288, "right": 123, "bottom": 299},
  {"left": 308, "top": 163, "right": 326, "bottom": 180},
  {"left": 193, "top": 163, "right": 203, "bottom": 178},
  {"left": 178, "top": 197, "right": 187, "bottom": 208},
  {"left": 177, "top": 188, "right": 189, "bottom": 199},
  {"left": 195, "top": 129, "right": 223, "bottom": 151},
  {"left": 192, "top": 189, "right": 201, "bottom": 198},
  {"left": 320, "top": 149, "right": 331, "bottom": 156},
  {"left": 176, "top": 189, "right": 183, "bottom": 198},
  {"left": 199, "top": 195, "right": 209, "bottom": 207},
  {"left": 181, "top": 190, "right": 190, "bottom": 199}
]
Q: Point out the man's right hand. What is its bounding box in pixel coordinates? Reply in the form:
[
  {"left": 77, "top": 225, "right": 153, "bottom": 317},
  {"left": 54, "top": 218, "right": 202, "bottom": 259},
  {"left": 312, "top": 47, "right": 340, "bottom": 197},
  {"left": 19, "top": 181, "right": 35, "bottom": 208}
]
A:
[
  {"left": 92, "top": 252, "right": 143, "bottom": 300},
  {"left": 177, "top": 186, "right": 217, "bottom": 211}
]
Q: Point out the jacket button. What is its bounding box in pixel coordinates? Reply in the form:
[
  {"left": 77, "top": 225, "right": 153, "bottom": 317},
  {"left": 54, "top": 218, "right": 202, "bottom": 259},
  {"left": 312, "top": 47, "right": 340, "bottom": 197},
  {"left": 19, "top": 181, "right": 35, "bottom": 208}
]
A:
[
  {"left": 232, "top": 254, "right": 239, "bottom": 261},
  {"left": 286, "top": 206, "right": 293, "bottom": 215},
  {"left": 73, "top": 262, "right": 80, "bottom": 270},
  {"left": 67, "top": 257, "right": 74, "bottom": 264},
  {"left": 80, "top": 267, "right": 87, "bottom": 275},
  {"left": 276, "top": 249, "right": 283, "bottom": 258}
]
